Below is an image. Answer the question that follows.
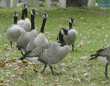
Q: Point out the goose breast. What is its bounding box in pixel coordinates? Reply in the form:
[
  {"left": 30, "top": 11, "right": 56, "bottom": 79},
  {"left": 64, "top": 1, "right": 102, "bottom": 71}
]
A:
[
  {"left": 6, "top": 25, "right": 25, "bottom": 42},
  {"left": 64, "top": 29, "right": 77, "bottom": 45}
]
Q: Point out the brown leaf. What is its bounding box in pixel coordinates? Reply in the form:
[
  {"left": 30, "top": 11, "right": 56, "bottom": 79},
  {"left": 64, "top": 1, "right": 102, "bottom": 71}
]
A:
[
  {"left": 11, "top": 59, "right": 16, "bottom": 62},
  {"left": 22, "top": 61, "right": 28, "bottom": 64},
  {"left": 24, "top": 82, "right": 30, "bottom": 86},
  {"left": 96, "top": 26, "right": 100, "bottom": 28},
  {"left": 66, "top": 66, "right": 70, "bottom": 69},
  {"left": 75, "top": 49, "right": 78, "bottom": 52},
  {"left": 0, "top": 60, "right": 5, "bottom": 67},
  {"left": 33, "top": 69, "right": 39, "bottom": 74},
  {"left": 95, "top": 10, "right": 98, "bottom": 12},
  {"left": 84, "top": 19, "right": 86, "bottom": 21}
]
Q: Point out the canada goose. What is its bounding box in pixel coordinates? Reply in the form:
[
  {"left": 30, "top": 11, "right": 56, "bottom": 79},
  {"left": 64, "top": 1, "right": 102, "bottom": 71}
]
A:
[
  {"left": 26, "top": 12, "right": 48, "bottom": 52},
  {"left": 6, "top": 11, "right": 25, "bottom": 48},
  {"left": 20, "top": 42, "right": 69, "bottom": 75},
  {"left": 17, "top": 3, "right": 32, "bottom": 32},
  {"left": 17, "top": 4, "right": 25, "bottom": 28},
  {"left": 57, "top": 18, "right": 77, "bottom": 51},
  {"left": 89, "top": 46, "right": 110, "bottom": 80},
  {"left": 17, "top": 9, "right": 38, "bottom": 55}
]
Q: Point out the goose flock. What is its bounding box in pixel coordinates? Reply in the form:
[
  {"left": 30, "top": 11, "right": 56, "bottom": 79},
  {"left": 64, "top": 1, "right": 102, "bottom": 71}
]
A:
[{"left": 6, "top": 3, "right": 110, "bottom": 79}]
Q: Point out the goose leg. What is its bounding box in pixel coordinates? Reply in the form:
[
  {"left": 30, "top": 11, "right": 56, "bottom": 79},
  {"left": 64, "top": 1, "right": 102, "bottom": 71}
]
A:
[
  {"left": 104, "top": 63, "right": 109, "bottom": 80},
  {"left": 10, "top": 41, "right": 13, "bottom": 49},
  {"left": 20, "top": 50, "right": 24, "bottom": 56},
  {"left": 49, "top": 64, "right": 60, "bottom": 75},
  {"left": 41, "top": 65, "right": 47, "bottom": 74},
  {"left": 72, "top": 44, "right": 75, "bottom": 51}
]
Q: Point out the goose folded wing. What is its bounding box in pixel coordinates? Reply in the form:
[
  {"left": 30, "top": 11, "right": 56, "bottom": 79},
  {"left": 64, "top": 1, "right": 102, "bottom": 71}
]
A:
[
  {"left": 39, "top": 43, "right": 69, "bottom": 64},
  {"left": 26, "top": 42, "right": 60, "bottom": 57}
]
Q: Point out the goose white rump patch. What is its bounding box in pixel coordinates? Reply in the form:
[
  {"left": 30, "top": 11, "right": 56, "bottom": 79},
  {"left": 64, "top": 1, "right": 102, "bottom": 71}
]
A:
[
  {"left": 27, "top": 57, "right": 44, "bottom": 65},
  {"left": 97, "top": 56, "right": 108, "bottom": 63}
]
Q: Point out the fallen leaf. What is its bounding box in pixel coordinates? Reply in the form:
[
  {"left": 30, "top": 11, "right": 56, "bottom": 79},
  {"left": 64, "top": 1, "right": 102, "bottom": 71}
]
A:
[
  {"left": 33, "top": 69, "right": 39, "bottom": 74},
  {"left": 75, "top": 49, "right": 78, "bottom": 52}
]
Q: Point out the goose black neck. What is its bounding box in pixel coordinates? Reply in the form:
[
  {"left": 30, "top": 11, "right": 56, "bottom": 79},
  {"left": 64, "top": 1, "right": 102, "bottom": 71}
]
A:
[
  {"left": 24, "top": 9, "right": 28, "bottom": 18},
  {"left": 21, "top": 10, "right": 24, "bottom": 20},
  {"left": 31, "top": 15, "right": 35, "bottom": 30},
  {"left": 69, "top": 22, "right": 72, "bottom": 29},
  {"left": 40, "top": 18, "right": 47, "bottom": 33},
  {"left": 14, "top": 17, "right": 18, "bottom": 24}
]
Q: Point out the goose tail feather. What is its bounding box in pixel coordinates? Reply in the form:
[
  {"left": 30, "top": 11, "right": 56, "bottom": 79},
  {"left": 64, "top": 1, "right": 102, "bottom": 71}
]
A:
[{"left": 89, "top": 53, "right": 97, "bottom": 60}]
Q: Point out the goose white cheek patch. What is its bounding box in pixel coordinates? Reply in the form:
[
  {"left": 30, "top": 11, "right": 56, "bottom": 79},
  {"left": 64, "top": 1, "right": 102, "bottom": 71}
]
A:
[
  {"left": 42, "top": 14, "right": 45, "bottom": 18},
  {"left": 69, "top": 19, "right": 72, "bottom": 23},
  {"left": 61, "top": 30, "right": 64, "bottom": 35},
  {"left": 31, "top": 11, "right": 34, "bottom": 15}
]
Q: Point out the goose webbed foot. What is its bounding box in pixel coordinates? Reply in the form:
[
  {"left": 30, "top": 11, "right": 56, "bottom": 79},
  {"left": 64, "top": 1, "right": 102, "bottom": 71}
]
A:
[
  {"left": 53, "top": 71, "right": 60, "bottom": 76},
  {"left": 49, "top": 64, "right": 60, "bottom": 76},
  {"left": 104, "top": 72, "right": 109, "bottom": 80}
]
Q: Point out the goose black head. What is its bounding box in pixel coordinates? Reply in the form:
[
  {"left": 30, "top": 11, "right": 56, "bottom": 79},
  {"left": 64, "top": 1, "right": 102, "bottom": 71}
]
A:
[
  {"left": 31, "top": 9, "right": 38, "bottom": 15},
  {"left": 60, "top": 28, "right": 70, "bottom": 36},
  {"left": 42, "top": 12, "right": 48, "bottom": 18},
  {"left": 13, "top": 11, "right": 18, "bottom": 17},
  {"left": 22, "top": 3, "right": 28, "bottom": 10},
  {"left": 13, "top": 11, "right": 18, "bottom": 24},
  {"left": 69, "top": 18, "right": 76, "bottom": 24}
]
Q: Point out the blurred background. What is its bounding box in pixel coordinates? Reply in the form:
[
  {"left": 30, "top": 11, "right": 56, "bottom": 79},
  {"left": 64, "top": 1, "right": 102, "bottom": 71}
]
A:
[{"left": 0, "top": 0, "right": 103, "bottom": 8}]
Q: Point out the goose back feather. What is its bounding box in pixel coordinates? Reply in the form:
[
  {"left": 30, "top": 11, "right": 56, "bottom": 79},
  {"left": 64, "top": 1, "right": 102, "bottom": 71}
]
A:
[
  {"left": 25, "top": 42, "right": 69, "bottom": 64},
  {"left": 64, "top": 29, "right": 77, "bottom": 45}
]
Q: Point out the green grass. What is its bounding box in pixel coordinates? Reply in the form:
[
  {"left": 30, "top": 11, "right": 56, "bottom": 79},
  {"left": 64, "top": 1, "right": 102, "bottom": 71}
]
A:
[{"left": 0, "top": 7, "right": 110, "bottom": 85}]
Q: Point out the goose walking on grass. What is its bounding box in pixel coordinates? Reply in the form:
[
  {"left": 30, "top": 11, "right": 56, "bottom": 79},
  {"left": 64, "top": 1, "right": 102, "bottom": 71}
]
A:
[
  {"left": 20, "top": 28, "right": 70, "bottom": 75},
  {"left": 89, "top": 45, "right": 110, "bottom": 80},
  {"left": 26, "top": 12, "right": 48, "bottom": 52},
  {"left": 20, "top": 42, "right": 69, "bottom": 75},
  {"left": 17, "top": 3, "right": 32, "bottom": 32},
  {"left": 57, "top": 18, "right": 77, "bottom": 51},
  {"left": 6, "top": 11, "right": 25, "bottom": 48},
  {"left": 17, "top": 9, "right": 38, "bottom": 55}
]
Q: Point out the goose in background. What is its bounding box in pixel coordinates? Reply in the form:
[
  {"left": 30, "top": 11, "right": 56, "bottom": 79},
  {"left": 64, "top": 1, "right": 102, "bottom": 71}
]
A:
[
  {"left": 89, "top": 46, "right": 110, "bottom": 80},
  {"left": 17, "top": 9, "right": 38, "bottom": 55},
  {"left": 17, "top": 3, "right": 33, "bottom": 32},
  {"left": 57, "top": 18, "right": 77, "bottom": 51},
  {"left": 20, "top": 42, "right": 69, "bottom": 75},
  {"left": 17, "top": 3, "right": 25, "bottom": 28},
  {"left": 6, "top": 11, "right": 25, "bottom": 48},
  {"left": 26, "top": 12, "right": 48, "bottom": 52}
]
